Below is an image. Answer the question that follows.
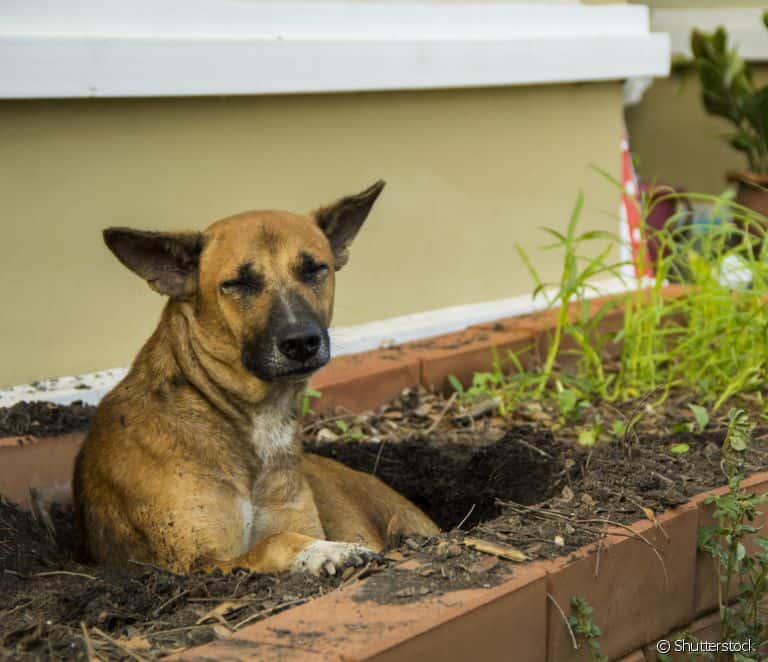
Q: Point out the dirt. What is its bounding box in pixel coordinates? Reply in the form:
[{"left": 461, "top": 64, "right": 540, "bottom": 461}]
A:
[
  {"left": 0, "top": 400, "right": 94, "bottom": 438},
  {"left": 3, "top": 388, "right": 768, "bottom": 659},
  {"left": 306, "top": 426, "right": 562, "bottom": 531},
  {"left": 0, "top": 499, "right": 336, "bottom": 659}
]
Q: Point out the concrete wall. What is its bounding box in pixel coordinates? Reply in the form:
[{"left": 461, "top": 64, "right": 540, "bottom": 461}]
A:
[{"left": 0, "top": 83, "right": 624, "bottom": 387}]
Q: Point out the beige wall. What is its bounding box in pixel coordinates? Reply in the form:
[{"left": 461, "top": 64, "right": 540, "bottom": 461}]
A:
[
  {"left": 626, "top": 66, "right": 768, "bottom": 193},
  {"left": 0, "top": 83, "right": 624, "bottom": 387}
]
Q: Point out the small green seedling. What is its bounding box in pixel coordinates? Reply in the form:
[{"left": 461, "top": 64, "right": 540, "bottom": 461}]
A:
[
  {"left": 669, "top": 443, "right": 690, "bottom": 454},
  {"left": 688, "top": 404, "right": 709, "bottom": 432},
  {"left": 557, "top": 387, "right": 588, "bottom": 420},
  {"left": 568, "top": 597, "right": 606, "bottom": 662},
  {"left": 697, "top": 409, "right": 768, "bottom": 657},
  {"left": 301, "top": 387, "right": 322, "bottom": 416},
  {"left": 447, "top": 375, "right": 465, "bottom": 396},
  {"left": 336, "top": 419, "right": 364, "bottom": 441},
  {"left": 671, "top": 421, "right": 694, "bottom": 434},
  {"left": 578, "top": 424, "right": 602, "bottom": 447}
]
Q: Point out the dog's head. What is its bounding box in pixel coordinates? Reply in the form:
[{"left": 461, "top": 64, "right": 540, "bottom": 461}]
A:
[{"left": 104, "top": 181, "right": 384, "bottom": 384}]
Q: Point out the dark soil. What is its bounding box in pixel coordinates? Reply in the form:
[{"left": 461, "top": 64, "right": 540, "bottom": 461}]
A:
[
  {"left": 0, "top": 400, "right": 94, "bottom": 438},
  {"left": 305, "top": 426, "right": 562, "bottom": 531},
  {"left": 0, "top": 499, "right": 336, "bottom": 659},
  {"left": 3, "top": 388, "right": 768, "bottom": 659}
]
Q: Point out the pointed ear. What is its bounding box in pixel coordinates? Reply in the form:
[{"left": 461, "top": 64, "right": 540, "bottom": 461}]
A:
[
  {"left": 103, "top": 228, "right": 204, "bottom": 297},
  {"left": 314, "top": 180, "right": 385, "bottom": 270}
]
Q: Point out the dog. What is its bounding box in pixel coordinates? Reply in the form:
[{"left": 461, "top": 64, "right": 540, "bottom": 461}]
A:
[{"left": 73, "top": 181, "right": 439, "bottom": 575}]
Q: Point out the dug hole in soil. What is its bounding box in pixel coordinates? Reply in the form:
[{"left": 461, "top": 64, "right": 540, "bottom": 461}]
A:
[{"left": 3, "top": 388, "right": 768, "bottom": 659}]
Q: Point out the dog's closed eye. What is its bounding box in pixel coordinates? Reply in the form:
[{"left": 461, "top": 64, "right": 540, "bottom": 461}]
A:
[
  {"left": 297, "top": 252, "right": 329, "bottom": 284},
  {"left": 220, "top": 263, "right": 265, "bottom": 295}
]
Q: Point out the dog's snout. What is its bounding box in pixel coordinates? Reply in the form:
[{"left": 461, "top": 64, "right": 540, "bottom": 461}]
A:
[
  {"left": 278, "top": 325, "right": 323, "bottom": 362},
  {"left": 242, "top": 291, "right": 330, "bottom": 380}
]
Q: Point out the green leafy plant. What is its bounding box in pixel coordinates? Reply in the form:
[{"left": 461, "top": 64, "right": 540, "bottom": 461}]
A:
[
  {"left": 689, "top": 25, "right": 768, "bottom": 174},
  {"left": 568, "top": 597, "right": 607, "bottom": 662},
  {"left": 577, "top": 424, "right": 602, "bottom": 447},
  {"left": 450, "top": 183, "right": 768, "bottom": 420},
  {"left": 301, "top": 386, "right": 322, "bottom": 416},
  {"left": 556, "top": 385, "right": 588, "bottom": 420},
  {"left": 697, "top": 409, "right": 768, "bottom": 659},
  {"left": 335, "top": 419, "right": 364, "bottom": 441},
  {"left": 537, "top": 186, "right": 768, "bottom": 411},
  {"left": 517, "top": 191, "right": 619, "bottom": 400},
  {"left": 689, "top": 404, "right": 710, "bottom": 432},
  {"left": 448, "top": 348, "right": 539, "bottom": 416}
]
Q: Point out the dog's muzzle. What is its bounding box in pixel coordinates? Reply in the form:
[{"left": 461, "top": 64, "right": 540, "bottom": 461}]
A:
[{"left": 242, "top": 320, "right": 330, "bottom": 381}]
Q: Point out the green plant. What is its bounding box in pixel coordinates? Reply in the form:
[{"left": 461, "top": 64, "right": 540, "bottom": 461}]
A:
[
  {"left": 546, "top": 187, "right": 768, "bottom": 410},
  {"left": 450, "top": 182, "right": 768, "bottom": 419},
  {"left": 689, "top": 404, "right": 710, "bottom": 432},
  {"left": 697, "top": 409, "right": 768, "bottom": 660},
  {"left": 335, "top": 419, "right": 365, "bottom": 441},
  {"left": 568, "top": 596, "right": 607, "bottom": 662},
  {"left": 577, "top": 422, "right": 603, "bottom": 447},
  {"left": 556, "top": 385, "right": 588, "bottom": 420},
  {"left": 517, "top": 191, "right": 620, "bottom": 400},
  {"left": 448, "top": 348, "right": 540, "bottom": 416},
  {"left": 301, "top": 386, "right": 322, "bottom": 416},
  {"left": 689, "top": 25, "right": 768, "bottom": 174}
]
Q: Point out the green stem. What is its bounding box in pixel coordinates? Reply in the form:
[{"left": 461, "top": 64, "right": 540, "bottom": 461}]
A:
[{"left": 536, "top": 299, "right": 570, "bottom": 398}]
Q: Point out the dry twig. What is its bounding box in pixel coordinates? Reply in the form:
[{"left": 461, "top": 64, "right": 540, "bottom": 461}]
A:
[
  {"left": 547, "top": 594, "right": 579, "bottom": 651},
  {"left": 79, "top": 622, "right": 99, "bottom": 662},
  {"left": 91, "top": 627, "right": 152, "bottom": 662}
]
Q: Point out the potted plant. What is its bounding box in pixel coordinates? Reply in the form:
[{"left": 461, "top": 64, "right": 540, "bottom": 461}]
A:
[{"left": 689, "top": 18, "right": 768, "bottom": 218}]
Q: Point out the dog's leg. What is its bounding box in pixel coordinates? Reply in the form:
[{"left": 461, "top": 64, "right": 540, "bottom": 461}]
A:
[{"left": 207, "top": 532, "right": 378, "bottom": 576}]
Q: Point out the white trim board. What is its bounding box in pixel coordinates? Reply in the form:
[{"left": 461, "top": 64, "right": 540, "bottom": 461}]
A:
[
  {"left": 652, "top": 8, "right": 768, "bottom": 61},
  {"left": 0, "top": 2, "right": 670, "bottom": 98},
  {"left": 0, "top": 276, "right": 639, "bottom": 408}
]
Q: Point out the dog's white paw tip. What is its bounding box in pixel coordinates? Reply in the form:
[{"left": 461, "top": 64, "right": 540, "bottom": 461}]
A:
[{"left": 293, "top": 540, "right": 378, "bottom": 577}]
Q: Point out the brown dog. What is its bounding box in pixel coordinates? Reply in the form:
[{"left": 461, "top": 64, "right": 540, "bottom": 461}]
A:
[{"left": 73, "top": 181, "right": 438, "bottom": 575}]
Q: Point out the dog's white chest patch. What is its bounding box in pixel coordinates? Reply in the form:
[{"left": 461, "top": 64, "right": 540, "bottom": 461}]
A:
[
  {"left": 249, "top": 410, "right": 295, "bottom": 464},
  {"left": 237, "top": 496, "right": 271, "bottom": 551},
  {"left": 238, "top": 497, "right": 254, "bottom": 550},
  {"left": 251, "top": 408, "right": 296, "bottom": 463}
]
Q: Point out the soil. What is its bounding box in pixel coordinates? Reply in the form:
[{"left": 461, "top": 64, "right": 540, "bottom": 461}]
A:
[
  {"left": 2, "top": 388, "right": 768, "bottom": 659},
  {"left": 305, "top": 426, "right": 561, "bottom": 531},
  {"left": 0, "top": 400, "right": 94, "bottom": 438}
]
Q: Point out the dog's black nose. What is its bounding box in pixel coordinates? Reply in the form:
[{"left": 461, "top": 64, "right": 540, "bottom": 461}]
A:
[{"left": 278, "top": 326, "right": 322, "bottom": 362}]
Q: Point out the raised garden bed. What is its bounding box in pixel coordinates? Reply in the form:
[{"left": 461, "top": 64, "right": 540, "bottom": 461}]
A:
[{"left": 3, "top": 285, "right": 768, "bottom": 660}]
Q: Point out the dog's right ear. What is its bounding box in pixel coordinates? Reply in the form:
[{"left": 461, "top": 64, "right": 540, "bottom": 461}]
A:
[{"left": 103, "top": 228, "right": 204, "bottom": 298}]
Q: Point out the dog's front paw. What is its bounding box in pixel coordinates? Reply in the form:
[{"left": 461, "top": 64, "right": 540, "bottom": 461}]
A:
[{"left": 293, "top": 540, "right": 379, "bottom": 577}]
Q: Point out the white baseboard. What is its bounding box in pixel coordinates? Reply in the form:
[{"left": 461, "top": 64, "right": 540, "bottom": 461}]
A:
[{"left": 0, "top": 277, "right": 637, "bottom": 408}]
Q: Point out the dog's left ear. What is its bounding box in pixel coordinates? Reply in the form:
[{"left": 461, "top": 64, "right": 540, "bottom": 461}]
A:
[
  {"left": 314, "top": 180, "right": 385, "bottom": 270},
  {"left": 103, "top": 228, "right": 204, "bottom": 298}
]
